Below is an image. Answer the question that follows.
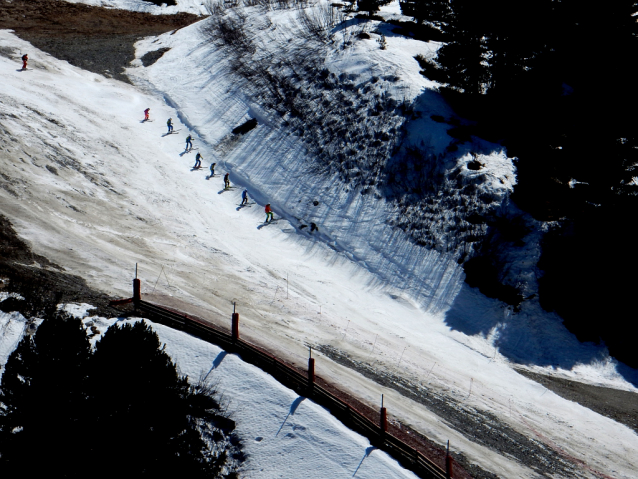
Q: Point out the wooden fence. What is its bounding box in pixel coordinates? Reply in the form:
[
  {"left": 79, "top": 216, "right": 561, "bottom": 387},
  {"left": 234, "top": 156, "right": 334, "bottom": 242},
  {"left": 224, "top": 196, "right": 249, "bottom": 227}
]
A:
[{"left": 113, "top": 287, "right": 458, "bottom": 479}]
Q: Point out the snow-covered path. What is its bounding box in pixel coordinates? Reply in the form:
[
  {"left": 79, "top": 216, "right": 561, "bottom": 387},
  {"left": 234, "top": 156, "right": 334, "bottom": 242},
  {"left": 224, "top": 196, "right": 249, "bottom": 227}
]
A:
[{"left": 2, "top": 5, "right": 638, "bottom": 477}]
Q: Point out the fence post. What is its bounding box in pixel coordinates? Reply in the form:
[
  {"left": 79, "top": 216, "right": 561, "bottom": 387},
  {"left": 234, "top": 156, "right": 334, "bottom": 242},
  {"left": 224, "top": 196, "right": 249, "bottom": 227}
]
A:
[
  {"left": 380, "top": 394, "right": 387, "bottom": 435},
  {"left": 133, "top": 278, "right": 141, "bottom": 309},
  {"left": 231, "top": 302, "right": 239, "bottom": 341},
  {"left": 308, "top": 347, "right": 315, "bottom": 390},
  {"left": 232, "top": 313, "right": 239, "bottom": 341},
  {"left": 446, "top": 440, "right": 454, "bottom": 479}
]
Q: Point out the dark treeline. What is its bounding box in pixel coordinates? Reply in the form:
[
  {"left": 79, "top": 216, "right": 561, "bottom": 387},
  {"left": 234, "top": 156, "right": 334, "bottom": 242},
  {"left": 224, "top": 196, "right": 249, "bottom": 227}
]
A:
[{"left": 401, "top": 0, "right": 638, "bottom": 367}]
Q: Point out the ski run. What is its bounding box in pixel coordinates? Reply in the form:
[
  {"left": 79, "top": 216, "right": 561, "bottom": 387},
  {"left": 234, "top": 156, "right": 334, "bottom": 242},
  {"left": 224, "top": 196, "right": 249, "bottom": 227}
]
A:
[{"left": 1, "top": 1, "right": 638, "bottom": 478}]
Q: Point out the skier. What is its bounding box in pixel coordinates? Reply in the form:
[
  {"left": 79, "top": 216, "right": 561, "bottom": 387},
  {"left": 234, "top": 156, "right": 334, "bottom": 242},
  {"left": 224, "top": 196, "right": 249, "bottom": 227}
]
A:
[
  {"left": 21, "top": 54, "right": 28, "bottom": 70},
  {"left": 194, "top": 152, "right": 202, "bottom": 169},
  {"left": 241, "top": 189, "right": 249, "bottom": 205},
  {"left": 144, "top": 108, "right": 150, "bottom": 121},
  {"left": 210, "top": 162, "right": 216, "bottom": 177},
  {"left": 167, "top": 118, "right": 173, "bottom": 133},
  {"left": 265, "top": 204, "right": 273, "bottom": 223},
  {"left": 185, "top": 134, "right": 193, "bottom": 151},
  {"left": 224, "top": 173, "right": 230, "bottom": 189}
]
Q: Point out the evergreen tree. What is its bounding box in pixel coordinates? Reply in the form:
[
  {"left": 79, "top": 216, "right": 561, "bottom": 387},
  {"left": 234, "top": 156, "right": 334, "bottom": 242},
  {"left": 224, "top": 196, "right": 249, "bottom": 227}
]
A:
[
  {"left": 0, "top": 312, "right": 92, "bottom": 472},
  {"left": 0, "top": 317, "right": 239, "bottom": 477},
  {"left": 88, "top": 321, "right": 226, "bottom": 476},
  {"left": 422, "top": 0, "right": 638, "bottom": 366},
  {"left": 357, "top": 0, "right": 393, "bottom": 16},
  {"left": 399, "top": 0, "right": 451, "bottom": 28}
]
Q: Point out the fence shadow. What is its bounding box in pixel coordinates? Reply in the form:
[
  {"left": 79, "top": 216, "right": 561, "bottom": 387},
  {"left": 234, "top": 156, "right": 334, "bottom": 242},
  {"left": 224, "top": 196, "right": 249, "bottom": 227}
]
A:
[{"left": 277, "top": 396, "right": 305, "bottom": 436}]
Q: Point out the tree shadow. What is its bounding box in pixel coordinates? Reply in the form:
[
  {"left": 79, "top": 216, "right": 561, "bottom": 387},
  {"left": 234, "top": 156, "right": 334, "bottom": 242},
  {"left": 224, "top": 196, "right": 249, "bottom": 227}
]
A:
[
  {"left": 330, "top": 17, "right": 367, "bottom": 35},
  {"left": 444, "top": 284, "right": 638, "bottom": 387}
]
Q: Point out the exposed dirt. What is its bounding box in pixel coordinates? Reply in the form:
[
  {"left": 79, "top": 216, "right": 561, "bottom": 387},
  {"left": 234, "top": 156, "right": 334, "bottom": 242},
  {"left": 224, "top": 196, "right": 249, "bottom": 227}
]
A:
[
  {"left": 0, "top": 0, "right": 201, "bottom": 83},
  {"left": 316, "top": 345, "right": 574, "bottom": 478},
  {"left": 0, "top": 215, "right": 116, "bottom": 318},
  {"left": 140, "top": 46, "right": 170, "bottom": 67},
  {"left": 516, "top": 369, "right": 638, "bottom": 434}
]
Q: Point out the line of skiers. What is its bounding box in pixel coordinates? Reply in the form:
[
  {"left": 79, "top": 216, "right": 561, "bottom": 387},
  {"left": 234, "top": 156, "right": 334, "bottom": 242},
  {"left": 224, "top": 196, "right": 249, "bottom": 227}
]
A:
[{"left": 144, "top": 109, "right": 289, "bottom": 225}]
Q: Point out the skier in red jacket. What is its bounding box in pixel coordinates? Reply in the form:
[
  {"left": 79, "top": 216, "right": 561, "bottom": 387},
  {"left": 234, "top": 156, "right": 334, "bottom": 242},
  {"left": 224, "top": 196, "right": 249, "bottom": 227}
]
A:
[
  {"left": 21, "top": 54, "right": 28, "bottom": 70},
  {"left": 265, "top": 204, "right": 273, "bottom": 223}
]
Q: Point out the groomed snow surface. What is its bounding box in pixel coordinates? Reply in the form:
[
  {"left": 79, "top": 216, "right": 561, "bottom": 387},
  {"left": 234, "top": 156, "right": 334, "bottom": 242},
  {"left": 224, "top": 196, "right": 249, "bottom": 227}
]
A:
[{"left": 1, "top": 1, "right": 638, "bottom": 478}]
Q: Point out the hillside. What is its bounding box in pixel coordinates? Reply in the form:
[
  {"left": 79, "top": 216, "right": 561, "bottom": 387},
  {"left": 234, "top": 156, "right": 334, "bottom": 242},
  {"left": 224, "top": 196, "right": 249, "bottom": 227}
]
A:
[{"left": 1, "top": 1, "right": 638, "bottom": 478}]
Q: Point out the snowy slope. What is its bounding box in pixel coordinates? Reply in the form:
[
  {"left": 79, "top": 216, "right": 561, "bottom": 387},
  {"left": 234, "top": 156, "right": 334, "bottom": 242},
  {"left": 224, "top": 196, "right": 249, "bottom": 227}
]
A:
[
  {"left": 2, "top": 4, "right": 638, "bottom": 478},
  {"left": 126, "top": 3, "right": 517, "bottom": 314}
]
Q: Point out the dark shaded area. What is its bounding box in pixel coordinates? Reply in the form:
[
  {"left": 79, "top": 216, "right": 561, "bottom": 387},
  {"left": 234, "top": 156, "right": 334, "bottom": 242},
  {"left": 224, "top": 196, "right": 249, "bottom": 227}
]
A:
[
  {"left": 516, "top": 369, "right": 638, "bottom": 434},
  {"left": 357, "top": 0, "right": 392, "bottom": 16},
  {"left": 402, "top": 1, "right": 638, "bottom": 368},
  {"left": 537, "top": 207, "right": 638, "bottom": 367},
  {"left": 0, "top": 215, "right": 114, "bottom": 318},
  {"left": 143, "top": 0, "right": 177, "bottom": 6},
  {"left": 463, "top": 256, "right": 523, "bottom": 308},
  {"left": 461, "top": 213, "right": 532, "bottom": 307},
  {"left": 0, "top": 315, "right": 241, "bottom": 477},
  {"left": 141, "top": 47, "right": 171, "bottom": 67},
  {"left": 231, "top": 118, "right": 258, "bottom": 135},
  {"left": 387, "top": 19, "right": 446, "bottom": 42},
  {"left": 0, "top": 0, "right": 201, "bottom": 83}
]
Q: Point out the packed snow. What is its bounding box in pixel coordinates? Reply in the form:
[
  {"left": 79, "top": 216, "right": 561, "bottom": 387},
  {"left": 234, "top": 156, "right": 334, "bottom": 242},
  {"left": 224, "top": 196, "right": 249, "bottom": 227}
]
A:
[{"left": 1, "top": 1, "right": 638, "bottom": 478}]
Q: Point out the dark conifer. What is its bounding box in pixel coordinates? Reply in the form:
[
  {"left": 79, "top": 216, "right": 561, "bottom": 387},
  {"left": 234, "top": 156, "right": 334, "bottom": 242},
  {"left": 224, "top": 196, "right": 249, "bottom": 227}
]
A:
[
  {"left": 399, "top": 0, "right": 451, "bottom": 28},
  {"left": 0, "top": 312, "right": 92, "bottom": 473},
  {"left": 0, "top": 318, "right": 239, "bottom": 477},
  {"left": 357, "top": 0, "right": 393, "bottom": 16}
]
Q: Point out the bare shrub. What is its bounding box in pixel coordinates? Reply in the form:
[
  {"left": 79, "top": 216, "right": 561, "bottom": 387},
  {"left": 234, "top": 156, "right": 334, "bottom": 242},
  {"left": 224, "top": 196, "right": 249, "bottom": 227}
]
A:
[{"left": 297, "top": 3, "right": 345, "bottom": 42}]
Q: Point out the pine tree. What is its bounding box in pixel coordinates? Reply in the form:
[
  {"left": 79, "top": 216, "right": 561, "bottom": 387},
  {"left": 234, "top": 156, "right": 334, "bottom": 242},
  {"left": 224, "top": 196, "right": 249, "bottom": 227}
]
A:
[
  {"left": 0, "top": 318, "right": 239, "bottom": 477},
  {"left": 399, "top": 0, "right": 451, "bottom": 28},
  {"left": 88, "top": 321, "right": 217, "bottom": 476},
  {"left": 357, "top": 0, "right": 393, "bottom": 16},
  {"left": 0, "top": 314, "right": 93, "bottom": 474}
]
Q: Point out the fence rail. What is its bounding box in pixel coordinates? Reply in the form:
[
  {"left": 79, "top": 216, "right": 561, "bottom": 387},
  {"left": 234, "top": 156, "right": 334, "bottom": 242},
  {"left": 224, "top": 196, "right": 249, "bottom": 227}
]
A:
[{"left": 131, "top": 299, "right": 452, "bottom": 479}]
